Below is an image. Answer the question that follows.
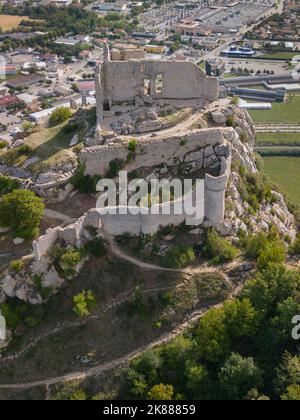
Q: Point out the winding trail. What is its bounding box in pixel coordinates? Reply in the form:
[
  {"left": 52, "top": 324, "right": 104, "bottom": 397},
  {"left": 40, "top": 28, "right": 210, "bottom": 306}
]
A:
[
  {"left": 0, "top": 236, "right": 246, "bottom": 391},
  {"left": 0, "top": 286, "right": 240, "bottom": 391}
]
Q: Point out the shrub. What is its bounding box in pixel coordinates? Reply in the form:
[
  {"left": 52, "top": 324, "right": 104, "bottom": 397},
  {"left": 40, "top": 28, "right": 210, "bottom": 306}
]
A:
[
  {"left": 244, "top": 232, "right": 270, "bottom": 259},
  {"left": 203, "top": 229, "right": 237, "bottom": 265},
  {"left": 257, "top": 242, "right": 286, "bottom": 271},
  {"left": 73, "top": 290, "right": 96, "bottom": 317},
  {"left": 9, "top": 259, "right": 24, "bottom": 273},
  {"left": 162, "top": 245, "right": 196, "bottom": 268},
  {"left": 58, "top": 248, "right": 82, "bottom": 278},
  {"left": 128, "top": 139, "right": 138, "bottom": 153},
  {"left": 231, "top": 96, "right": 239, "bottom": 106},
  {"left": 107, "top": 158, "right": 125, "bottom": 178},
  {"left": 32, "top": 274, "right": 53, "bottom": 300},
  {"left": 226, "top": 116, "right": 236, "bottom": 127},
  {"left": 0, "top": 190, "right": 45, "bottom": 239},
  {"left": 49, "top": 107, "right": 72, "bottom": 126},
  {"left": 63, "top": 121, "right": 83, "bottom": 134},
  {"left": 147, "top": 384, "right": 174, "bottom": 400},
  {"left": 0, "top": 176, "right": 20, "bottom": 196},
  {"left": 70, "top": 163, "right": 101, "bottom": 194},
  {"left": 0, "top": 140, "right": 8, "bottom": 149},
  {"left": 81, "top": 238, "right": 107, "bottom": 258}
]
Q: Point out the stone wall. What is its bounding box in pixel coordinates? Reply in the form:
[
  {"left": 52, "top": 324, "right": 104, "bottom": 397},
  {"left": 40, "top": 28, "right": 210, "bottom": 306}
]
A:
[
  {"left": 103, "top": 60, "right": 218, "bottom": 107},
  {"left": 33, "top": 209, "right": 102, "bottom": 261},
  {"left": 80, "top": 128, "right": 234, "bottom": 177}
]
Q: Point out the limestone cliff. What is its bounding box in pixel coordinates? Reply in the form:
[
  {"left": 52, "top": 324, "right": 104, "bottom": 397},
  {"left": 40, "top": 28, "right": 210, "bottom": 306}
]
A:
[{"left": 213, "top": 105, "right": 296, "bottom": 241}]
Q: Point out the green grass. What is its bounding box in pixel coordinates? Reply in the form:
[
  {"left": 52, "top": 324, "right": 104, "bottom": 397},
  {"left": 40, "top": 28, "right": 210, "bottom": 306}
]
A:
[
  {"left": 259, "top": 51, "right": 298, "bottom": 60},
  {"left": 256, "top": 132, "right": 300, "bottom": 146},
  {"left": 0, "top": 122, "right": 76, "bottom": 172},
  {"left": 263, "top": 156, "right": 300, "bottom": 206},
  {"left": 25, "top": 122, "right": 74, "bottom": 169},
  {"left": 249, "top": 96, "right": 300, "bottom": 123}
]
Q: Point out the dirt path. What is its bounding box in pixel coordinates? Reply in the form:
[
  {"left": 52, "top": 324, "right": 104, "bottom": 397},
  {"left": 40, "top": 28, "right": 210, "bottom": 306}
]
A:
[
  {"left": 0, "top": 285, "right": 241, "bottom": 391},
  {"left": 108, "top": 235, "right": 243, "bottom": 280},
  {"left": 0, "top": 216, "right": 249, "bottom": 390},
  {"left": 44, "top": 209, "right": 76, "bottom": 223}
]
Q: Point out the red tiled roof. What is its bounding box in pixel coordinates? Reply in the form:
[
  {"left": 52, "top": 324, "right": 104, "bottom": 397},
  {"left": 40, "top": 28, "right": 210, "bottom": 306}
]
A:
[{"left": 0, "top": 95, "right": 18, "bottom": 107}]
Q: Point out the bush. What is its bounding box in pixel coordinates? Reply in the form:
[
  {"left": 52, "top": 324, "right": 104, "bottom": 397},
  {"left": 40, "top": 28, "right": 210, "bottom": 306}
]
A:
[
  {"left": 162, "top": 245, "right": 195, "bottom": 268},
  {"left": 147, "top": 384, "right": 174, "bottom": 400},
  {"left": 70, "top": 163, "right": 101, "bottom": 194},
  {"left": 231, "top": 96, "right": 239, "bottom": 106},
  {"left": 73, "top": 290, "right": 96, "bottom": 317},
  {"left": 49, "top": 107, "right": 72, "bottom": 126},
  {"left": 106, "top": 159, "right": 125, "bottom": 178},
  {"left": 244, "top": 232, "right": 270, "bottom": 259},
  {"left": 0, "top": 140, "right": 8, "bottom": 149},
  {"left": 203, "top": 229, "right": 237, "bottom": 264},
  {"left": 0, "top": 176, "right": 20, "bottom": 196},
  {"left": 0, "top": 190, "right": 45, "bottom": 239},
  {"left": 58, "top": 248, "right": 82, "bottom": 278},
  {"left": 0, "top": 301, "right": 45, "bottom": 330},
  {"left": 128, "top": 139, "right": 138, "bottom": 153},
  {"left": 9, "top": 259, "right": 24, "bottom": 273},
  {"left": 81, "top": 238, "right": 107, "bottom": 258},
  {"left": 226, "top": 116, "right": 236, "bottom": 127},
  {"left": 257, "top": 242, "right": 286, "bottom": 271}
]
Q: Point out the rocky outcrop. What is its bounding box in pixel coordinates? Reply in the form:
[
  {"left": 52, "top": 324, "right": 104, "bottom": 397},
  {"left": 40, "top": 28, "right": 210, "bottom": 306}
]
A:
[{"left": 224, "top": 172, "right": 296, "bottom": 239}]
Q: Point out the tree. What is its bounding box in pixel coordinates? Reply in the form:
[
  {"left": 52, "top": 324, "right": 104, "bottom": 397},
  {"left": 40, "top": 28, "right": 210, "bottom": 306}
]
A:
[
  {"left": 147, "top": 384, "right": 174, "bottom": 400},
  {"left": 219, "top": 353, "right": 263, "bottom": 400},
  {"left": 185, "top": 362, "right": 208, "bottom": 397},
  {"left": 202, "top": 229, "right": 237, "bottom": 265},
  {"left": 49, "top": 107, "right": 72, "bottom": 126},
  {"left": 224, "top": 298, "right": 259, "bottom": 338},
  {"left": 241, "top": 264, "right": 300, "bottom": 313},
  {"left": 0, "top": 176, "right": 19, "bottom": 196},
  {"left": 69, "top": 390, "right": 87, "bottom": 400},
  {"left": 256, "top": 242, "right": 285, "bottom": 271},
  {"left": 274, "top": 353, "right": 300, "bottom": 395},
  {"left": 22, "top": 121, "right": 35, "bottom": 134},
  {"left": 131, "top": 350, "right": 161, "bottom": 384},
  {"left": 0, "top": 190, "right": 45, "bottom": 238},
  {"left": 126, "top": 368, "right": 148, "bottom": 398},
  {"left": 281, "top": 384, "right": 300, "bottom": 400},
  {"left": 159, "top": 336, "right": 193, "bottom": 386},
  {"left": 271, "top": 297, "right": 300, "bottom": 343},
  {"left": 244, "top": 232, "right": 269, "bottom": 259},
  {"left": 73, "top": 290, "right": 96, "bottom": 317},
  {"left": 195, "top": 307, "right": 230, "bottom": 363}
]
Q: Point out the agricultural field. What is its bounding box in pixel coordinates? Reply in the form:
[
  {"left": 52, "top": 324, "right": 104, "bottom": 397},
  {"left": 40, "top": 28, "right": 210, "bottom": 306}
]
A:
[
  {"left": 256, "top": 132, "right": 300, "bottom": 146},
  {"left": 249, "top": 95, "right": 300, "bottom": 123},
  {"left": 0, "top": 15, "right": 29, "bottom": 31},
  {"left": 263, "top": 156, "right": 300, "bottom": 206}
]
